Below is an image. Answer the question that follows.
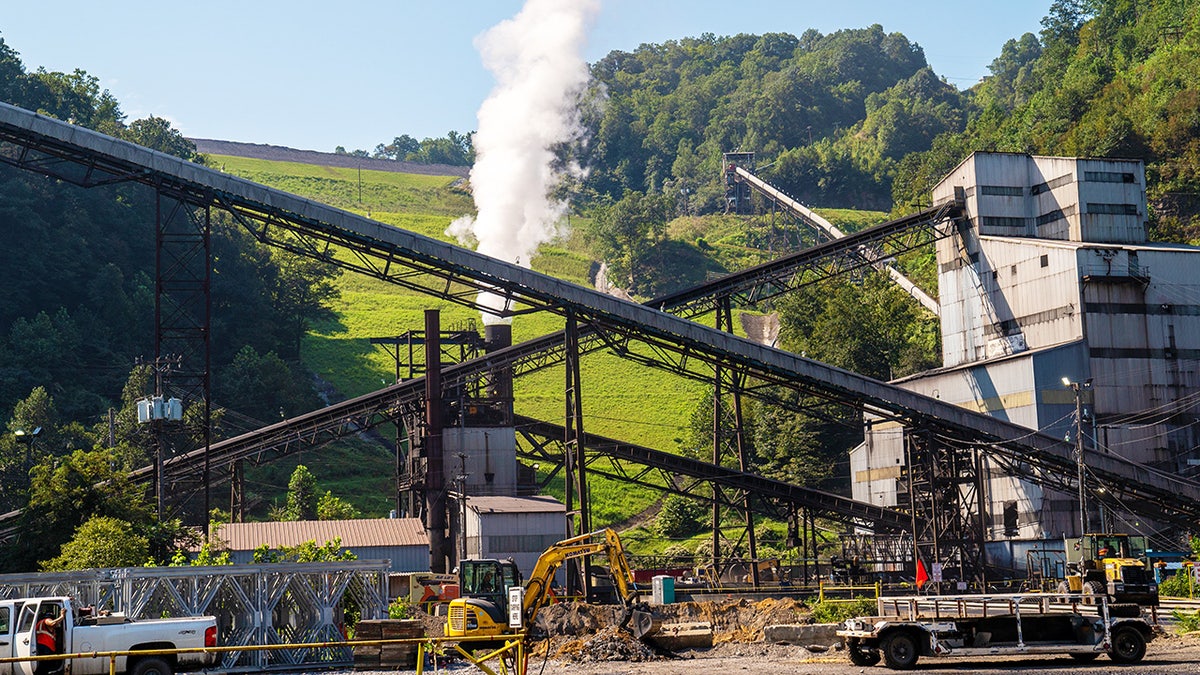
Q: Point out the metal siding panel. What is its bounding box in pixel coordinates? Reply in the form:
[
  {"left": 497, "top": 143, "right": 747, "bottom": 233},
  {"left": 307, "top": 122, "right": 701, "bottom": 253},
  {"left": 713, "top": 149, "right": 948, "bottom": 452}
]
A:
[{"left": 443, "top": 428, "right": 519, "bottom": 496}]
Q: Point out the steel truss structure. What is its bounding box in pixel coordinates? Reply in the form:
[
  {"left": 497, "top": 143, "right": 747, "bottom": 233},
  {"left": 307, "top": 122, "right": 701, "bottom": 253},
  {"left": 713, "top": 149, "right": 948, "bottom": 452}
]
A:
[
  {"left": 0, "top": 561, "right": 388, "bottom": 672},
  {"left": 1, "top": 101, "right": 1199, "bottom": 549},
  {"left": 512, "top": 414, "right": 908, "bottom": 531},
  {"left": 653, "top": 197, "right": 959, "bottom": 320},
  {"left": 905, "top": 430, "right": 988, "bottom": 588},
  {"left": 151, "top": 194, "right": 213, "bottom": 525}
]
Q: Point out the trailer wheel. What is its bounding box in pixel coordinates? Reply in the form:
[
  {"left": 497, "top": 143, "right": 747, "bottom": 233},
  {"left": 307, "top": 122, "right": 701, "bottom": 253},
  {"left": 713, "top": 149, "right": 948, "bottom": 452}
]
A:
[
  {"left": 847, "top": 638, "right": 881, "bottom": 667},
  {"left": 130, "top": 656, "right": 174, "bottom": 675},
  {"left": 1109, "top": 626, "right": 1147, "bottom": 664},
  {"left": 881, "top": 631, "right": 920, "bottom": 670}
]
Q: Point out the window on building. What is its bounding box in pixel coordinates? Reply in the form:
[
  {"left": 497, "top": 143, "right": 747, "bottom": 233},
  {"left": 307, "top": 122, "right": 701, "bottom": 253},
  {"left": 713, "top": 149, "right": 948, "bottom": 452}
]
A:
[
  {"left": 1086, "top": 202, "right": 1139, "bottom": 215},
  {"left": 1084, "top": 171, "right": 1136, "bottom": 184},
  {"left": 1040, "top": 254, "right": 1049, "bottom": 268},
  {"left": 1003, "top": 501, "right": 1019, "bottom": 537},
  {"left": 1036, "top": 209, "right": 1066, "bottom": 226},
  {"left": 1031, "top": 174, "right": 1074, "bottom": 195},
  {"left": 981, "top": 216, "right": 1026, "bottom": 228},
  {"left": 980, "top": 185, "right": 1024, "bottom": 196}
]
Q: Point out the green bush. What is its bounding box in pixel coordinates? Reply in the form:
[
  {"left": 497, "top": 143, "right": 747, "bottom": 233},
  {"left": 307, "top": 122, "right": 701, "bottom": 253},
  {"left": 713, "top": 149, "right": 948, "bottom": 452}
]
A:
[
  {"left": 809, "top": 596, "right": 877, "bottom": 624},
  {"left": 1174, "top": 609, "right": 1200, "bottom": 633},
  {"left": 1159, "top": 570, "right": 1193, "bottom": 598},
  {"left": 655, "top": 494, "right": 705, "bottom": 538},
  {"left": 388, "top": 597, "right": 413, "bottom": 620}
]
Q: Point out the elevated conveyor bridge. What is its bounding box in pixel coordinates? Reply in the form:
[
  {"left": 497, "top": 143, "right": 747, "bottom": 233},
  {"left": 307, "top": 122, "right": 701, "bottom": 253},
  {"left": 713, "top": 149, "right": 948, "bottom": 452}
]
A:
[
  {"left": 0, "top": 102, "right": 1198, "bottom": 537},
  {"left": 727, "top": 163, "right": 941, "bottom": 315}
]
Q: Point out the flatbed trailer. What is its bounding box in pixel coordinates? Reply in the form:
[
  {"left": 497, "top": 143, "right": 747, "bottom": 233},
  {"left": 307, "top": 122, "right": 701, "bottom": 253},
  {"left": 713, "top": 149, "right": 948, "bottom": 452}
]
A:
[{"left": 836, "top": 593, "right": 1155, "bottom": 669}]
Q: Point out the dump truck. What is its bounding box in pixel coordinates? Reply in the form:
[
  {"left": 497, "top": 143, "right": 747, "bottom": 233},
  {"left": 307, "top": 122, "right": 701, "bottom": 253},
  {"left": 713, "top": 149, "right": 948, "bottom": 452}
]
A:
[
  {"left": 838, "top": 593, "right": 1155, "bottom": 669},
  {"left": 1056, "top": 532, "right": 1159, "bottom": 607}
]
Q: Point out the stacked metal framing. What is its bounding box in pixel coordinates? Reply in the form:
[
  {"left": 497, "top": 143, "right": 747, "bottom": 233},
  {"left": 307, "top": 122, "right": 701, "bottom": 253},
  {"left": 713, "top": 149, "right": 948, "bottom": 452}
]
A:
[{"left": 0, "top": 561, "right": 388, "bottom": 671}]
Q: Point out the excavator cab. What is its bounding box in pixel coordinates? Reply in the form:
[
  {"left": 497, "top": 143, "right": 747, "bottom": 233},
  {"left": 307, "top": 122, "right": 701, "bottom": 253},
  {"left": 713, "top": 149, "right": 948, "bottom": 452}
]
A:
[{"left": 447, "top": 559, "right": 523, "bottom": 637}]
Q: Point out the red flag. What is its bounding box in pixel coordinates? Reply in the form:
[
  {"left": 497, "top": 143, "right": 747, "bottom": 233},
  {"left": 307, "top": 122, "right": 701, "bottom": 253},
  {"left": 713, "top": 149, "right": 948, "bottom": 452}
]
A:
[{"left": 915, "top": 559, "right": 929, "bottom": 589}]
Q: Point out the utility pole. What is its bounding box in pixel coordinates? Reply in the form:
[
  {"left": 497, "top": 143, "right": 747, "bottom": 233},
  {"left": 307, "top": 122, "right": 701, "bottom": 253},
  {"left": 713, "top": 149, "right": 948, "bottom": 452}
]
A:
[
  {"left": 456, "top": 452, "right": 469, "bottom": 566},
  {"left": 1064, "top": 377, "right": 1093, "bottom": 536}
]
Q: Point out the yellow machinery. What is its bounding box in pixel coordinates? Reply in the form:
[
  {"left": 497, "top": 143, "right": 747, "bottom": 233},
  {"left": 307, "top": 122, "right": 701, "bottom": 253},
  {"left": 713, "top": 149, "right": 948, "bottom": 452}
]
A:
[
  {"left": 445, "top": 528, "right": 651, "bottom": 641},
  {"left": 1058, "top": 533, "right": 1159, "bottom": 607}
]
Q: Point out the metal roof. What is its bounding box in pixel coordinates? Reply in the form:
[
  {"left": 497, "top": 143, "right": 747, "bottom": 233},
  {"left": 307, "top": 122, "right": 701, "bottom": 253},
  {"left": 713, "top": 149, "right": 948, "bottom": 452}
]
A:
[
  {"left": 466, "top": 495, "right": 566, "bottom": 514},
  {"left": 215, "top": 518, "right": 426, "bottom": 551}
]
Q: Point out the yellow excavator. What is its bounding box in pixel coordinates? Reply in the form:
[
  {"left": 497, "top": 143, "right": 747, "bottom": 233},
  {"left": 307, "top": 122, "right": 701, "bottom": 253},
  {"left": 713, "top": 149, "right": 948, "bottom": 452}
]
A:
[{"left": 445, "top": 528, "right": 653, "bottom": 641}]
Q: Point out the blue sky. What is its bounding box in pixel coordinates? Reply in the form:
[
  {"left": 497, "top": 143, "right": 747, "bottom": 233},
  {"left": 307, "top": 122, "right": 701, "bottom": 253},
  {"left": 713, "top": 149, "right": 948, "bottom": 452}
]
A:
[{"left": 2, "top": 0, "right": 1051, "bottom": 153}]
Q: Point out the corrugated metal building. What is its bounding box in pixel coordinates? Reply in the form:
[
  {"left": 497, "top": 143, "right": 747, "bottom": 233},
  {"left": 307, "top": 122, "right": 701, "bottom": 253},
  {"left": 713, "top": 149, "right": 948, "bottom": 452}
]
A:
[
  {"left": 213, "top": 518, "right": 429, "bottom": 571},
  {"left": 442, "top": 427, "right": 519, "bottom": 496},
  {"left": 853, "top": 152, "right": 1200, "bottom": 560},
  {"left": 456, "top": 495, "right": 567, "bottom": 577}
]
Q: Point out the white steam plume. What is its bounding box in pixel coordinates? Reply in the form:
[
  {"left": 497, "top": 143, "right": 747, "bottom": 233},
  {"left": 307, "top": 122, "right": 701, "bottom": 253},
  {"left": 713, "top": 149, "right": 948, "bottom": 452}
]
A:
[{"left": 447, "top": 0, "right": 600, "bottom": 324}]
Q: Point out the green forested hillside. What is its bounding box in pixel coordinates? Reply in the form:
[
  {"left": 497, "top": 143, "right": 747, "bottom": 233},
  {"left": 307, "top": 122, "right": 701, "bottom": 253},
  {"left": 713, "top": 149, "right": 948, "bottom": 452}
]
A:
[{"left": 579, "top": 25, "right": 965, "bottom": 213}]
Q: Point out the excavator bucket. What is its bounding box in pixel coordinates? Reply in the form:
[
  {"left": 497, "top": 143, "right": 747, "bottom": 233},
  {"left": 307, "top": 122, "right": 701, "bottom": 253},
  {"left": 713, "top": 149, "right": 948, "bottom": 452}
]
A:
[
  {"left": 628, "top": 607, "right": 655, "bottom": 639},
  {"left": 618, "top": 603, "right": 656, "bottom": 639}
]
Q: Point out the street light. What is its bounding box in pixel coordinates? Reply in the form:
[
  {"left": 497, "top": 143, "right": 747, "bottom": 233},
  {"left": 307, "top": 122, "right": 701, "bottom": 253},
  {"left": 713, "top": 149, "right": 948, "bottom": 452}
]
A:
[
  {"left": 1062, "top": 377, "right": 1093, "bottom": 536},
  {"left": 14, "top": 426, "right": 41, "bottom": 467}
]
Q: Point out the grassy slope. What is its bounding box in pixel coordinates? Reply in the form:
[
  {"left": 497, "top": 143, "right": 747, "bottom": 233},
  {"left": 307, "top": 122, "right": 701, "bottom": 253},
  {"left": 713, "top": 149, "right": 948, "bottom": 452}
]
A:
[
  {"left": 211, "top": 155, "right": 698, "bottom": 526},
  {"left": 210, "top": 154, "right": 897, "bottom": 548}
]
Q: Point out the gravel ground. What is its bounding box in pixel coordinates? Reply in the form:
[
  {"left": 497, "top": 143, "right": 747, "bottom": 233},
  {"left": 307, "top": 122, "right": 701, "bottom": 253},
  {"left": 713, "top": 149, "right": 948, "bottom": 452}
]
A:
[
  {"left": 328, "top": 600, "right": 1200, "bottom": 675},
  {"left": 335, "top": 630, "right": 1200, "bottom": 675}
]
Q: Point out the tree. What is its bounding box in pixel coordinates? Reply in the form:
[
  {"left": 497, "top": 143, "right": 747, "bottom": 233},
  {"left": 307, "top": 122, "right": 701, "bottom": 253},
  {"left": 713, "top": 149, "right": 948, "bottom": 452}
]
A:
[
  {"left": 587, "top": 190, "right": 673, "bottom": 293},
  {"left": 655, "top": 494, "right": 705, "bottom": 538},
  {"left": 39, "top": 516, "right": 149, "bottom": 571},
  {"left": 123, "top": 116, "right": 199, "bottom": 161},
  {"left": 252, "top": 537, "right": 357, "bottom": 563},
  {"left": 318, "top": 491, "right": 361, "bottom": 520},
  {"left": 269, "top": 251, "right": 341, "bottom": 359},
  {"left": 282, "top": 465, "right": 318, "bottom": 521},
  {"left": 0, "top": 448, "right": 154, "bottom": 571},
  {"left": 776, "top": 274, "right": 939, "bottom": 381},
  {"left": 217, "top": 346, "right": 320, "bottom": 424}
]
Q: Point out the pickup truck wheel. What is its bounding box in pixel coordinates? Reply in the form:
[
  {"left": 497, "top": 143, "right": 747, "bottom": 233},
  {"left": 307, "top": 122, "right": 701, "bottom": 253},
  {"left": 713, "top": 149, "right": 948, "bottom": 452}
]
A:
[
  {"left": 1109, "top": 626, "right": 1147, "bottom": 664},
  {"left": 130, "top": 656, "right": 174, "bottom": 675},
  {"left": 881, "top": 631, "right": 920, "bottom": 670},
  {"left": 847, "top": 639, "right": 881, "bottom": 667}
]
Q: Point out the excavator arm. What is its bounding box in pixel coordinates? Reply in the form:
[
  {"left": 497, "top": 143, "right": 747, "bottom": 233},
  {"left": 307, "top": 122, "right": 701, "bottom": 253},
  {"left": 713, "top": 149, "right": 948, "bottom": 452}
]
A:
[{"left": 520, "top": 528, "right": 649, "bottom": 635}]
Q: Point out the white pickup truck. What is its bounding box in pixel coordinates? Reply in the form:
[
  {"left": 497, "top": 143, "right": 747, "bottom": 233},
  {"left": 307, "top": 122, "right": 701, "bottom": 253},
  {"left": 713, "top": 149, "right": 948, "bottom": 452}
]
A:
[{"left": 1, "top": 596, "right": 218, "bottom": 675}]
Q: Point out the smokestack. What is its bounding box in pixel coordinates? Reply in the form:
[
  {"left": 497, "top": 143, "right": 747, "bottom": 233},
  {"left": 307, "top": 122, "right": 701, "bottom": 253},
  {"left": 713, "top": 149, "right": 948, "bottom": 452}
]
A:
[
  {"left": 484, "top": 324, "right": 513, "bottom": 423},
  {"left": 424, "top": 309, "right": 448, "bottom": 573}
]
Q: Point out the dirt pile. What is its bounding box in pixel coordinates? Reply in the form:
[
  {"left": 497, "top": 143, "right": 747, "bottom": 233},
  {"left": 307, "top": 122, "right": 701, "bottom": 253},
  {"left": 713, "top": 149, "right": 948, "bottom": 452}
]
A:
[
  {"left": 554, "top": 626, "right": 660, "bottom": 663},
  {"left": 534, "top": 597, "right": 813, "bottom": 663},
  {"left": 654, "top": 597, "right": 810, "bottom": 643},
  {"left": 537, "top": 601, "right": 625, "bottom": 635},
  {"left": 410, "top": 597, "right": 814, "bottom": 665}
]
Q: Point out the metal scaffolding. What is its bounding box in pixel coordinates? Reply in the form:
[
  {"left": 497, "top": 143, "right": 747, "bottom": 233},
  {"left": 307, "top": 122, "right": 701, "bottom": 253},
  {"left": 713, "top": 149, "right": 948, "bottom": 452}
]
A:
[{"left": 0, "top": 561, "right": 388, "bottom": 672}]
